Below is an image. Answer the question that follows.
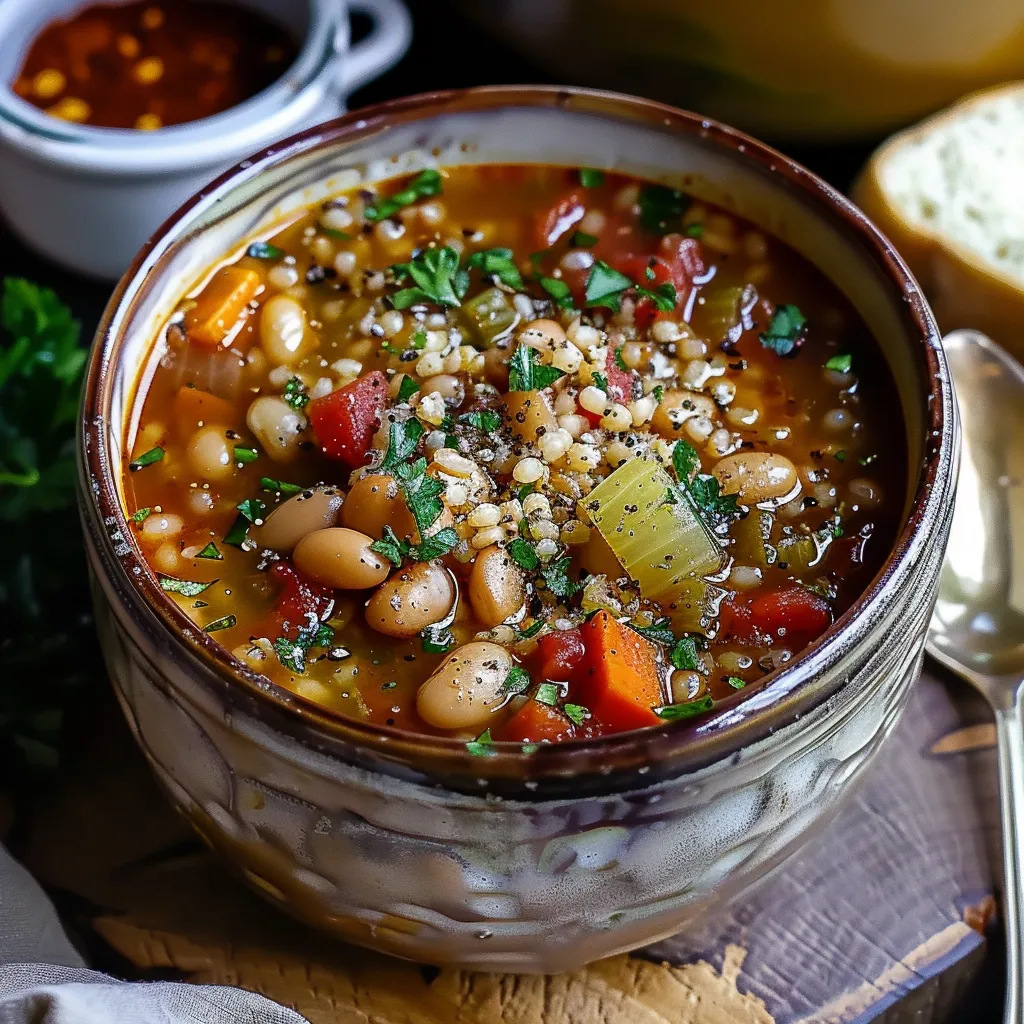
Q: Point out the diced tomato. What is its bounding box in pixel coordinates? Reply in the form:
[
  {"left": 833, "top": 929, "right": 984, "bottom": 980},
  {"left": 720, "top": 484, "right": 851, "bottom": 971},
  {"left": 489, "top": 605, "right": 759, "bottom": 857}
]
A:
[
  {"left": 308, "top": 370, "right": 387, "bottom": 470},
  {"left": 576, "top": 611, "right": 663, "bottom": 733},
  {"left": 493, "top": 699, "right": 575, "bottom": 743},
  {"left": 718, "top": 595, "right": 756, "bottom": 644},
  {"left": 748, "top": 586, "right": 832, "bottom": 650},
  {"left": 534, "top": 628, "right": 585, "bottom": 681},
  {"left": 578, "top": 364, "right": 636, "bottom": 426},
  {"left": 536, "top": 190, "right": 586, "bottom": 248},
  {"left": 253, "top": 562, "right": 334, "bottom": 641}
]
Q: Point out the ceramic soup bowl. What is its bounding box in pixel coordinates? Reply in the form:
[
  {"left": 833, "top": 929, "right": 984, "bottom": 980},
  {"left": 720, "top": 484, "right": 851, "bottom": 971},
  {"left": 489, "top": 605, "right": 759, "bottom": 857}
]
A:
[{"left": 78, "top": 86, "right": 958, "bottom": 973}]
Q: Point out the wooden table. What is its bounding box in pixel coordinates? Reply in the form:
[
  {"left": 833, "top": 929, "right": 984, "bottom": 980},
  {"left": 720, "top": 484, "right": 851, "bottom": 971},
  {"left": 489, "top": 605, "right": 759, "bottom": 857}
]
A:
[{"left": 0, "top": 7, "right": 1005, "bottom": 1020}]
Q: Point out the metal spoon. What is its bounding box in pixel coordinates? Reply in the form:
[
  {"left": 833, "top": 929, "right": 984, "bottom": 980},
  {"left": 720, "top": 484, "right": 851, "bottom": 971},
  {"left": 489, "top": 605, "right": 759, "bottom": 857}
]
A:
[{"left": 927, "top": 329, "right": 1024, "bottom": 1023}]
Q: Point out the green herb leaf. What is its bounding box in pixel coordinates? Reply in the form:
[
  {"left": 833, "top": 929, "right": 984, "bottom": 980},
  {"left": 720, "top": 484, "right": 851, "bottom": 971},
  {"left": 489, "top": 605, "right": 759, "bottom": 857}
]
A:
[
  {"left": 629, "top": 616, "right": 677, "bottom": 646},
  {"left": 538, "top": 276, "right": 574, "bottom": 310},
  {"left": 563, "top": 703, "right": 588, "bottom": 725},
  {"left": 459, "top": 409, "right": 502, "bottom": 433},
  {"left": 129, "top": 446, "right": 164, "bottom": 471},
  {"left": 380, "top": 418, "right": 425, "bottom": 472},
  {"left": 273, "top": 618, "right": 335, "bottom": 673},
  {"left": 465, "top": 728, "right": 495, "bottom": 756},
  {"left": 613, "top": 348, "right": 628, "bottom": 371},
  {"left": 669, "top": 635, "right": 700, "bottom": 671},
  {"left": 636, "top": 281, "right": 677, "bottom": 312},
  {"left": 260, "top": 477, "right": 303, "bottom": 496},
  {"left": 584, "top": 261, "right": 633, "bottom": 312},
  {"left": 397, "top": 376, "right": 420, "bottom": 402},
  {"left": 656, "top": 695, "right": 714, "bottom": 720},
  {"left": 592, "top": 372, "right": 609, "bottom": 393},
  {"left": 467, "top": 247, "right": 524, "bottom": 290},
  {"left": 571, "top": 231, "right": 599, "bottom": 247},
  {"left": 283, "top": 376, "right": 309, "bottom": 410},
  {"left": 579, "top": 168, "right": 605, "bottom": 188},
  {"left": 246, "top": 241, "right": 284, "bottom": 260},
  {"left": 222, "top": 514, "right": 250, "bottom": 548},
  {"left": 760, "top": 304, "right": 807, "bottom": 357},
  {"left": 639, "top": 185, "right": 688, "bottom": 234},
  {"left": 541, "top": 557, "right": 579, "bottom": 599},
  {"left": 196, "top": 542, "right": 222, "bottom": 560},
  {"left": 396, "top": 457, "right": 445, "bottom": 537},
  {"left": 159, "top": 575, "right": 217, "bottom": 597},
  {"left": 233, "top": 445, "right": 258, "bottom": 464},
  {"left": 364, "top": 168, "right": 443, "bottom": 223},
  {"left": 422, "top": 621, "right": 456, "bottom": 654},
  {"left": 535, "top": 682, "right": 560, "bottom": 706},
  {"left": 391, "top": 246, "right": 466, "bottom": 309},
  {"left": 204, "top": 614, "right": 237, "bottom": 633},
  {"left": 506, "top": 538, "right": 540, "bottom": 571},
  {"left": 686, "top": 474, "right": 740, "bottom": 529},
  {"left": 825, "top": 353, "right": 852, "bottom": 373},
  {"left": 834, "top": 450, "right": 846, "bottom": 462},
  {"left": 413, "top": 526, "right": 459, "bottom": 561},
  {"left": 500, "top": 666, "right": 532, "bottom": 696},
  {"left": 726, "top": 676, "right": 746, "bottom": 690},
  {"left": 516, "top": 620, "right": 544, "bottom": 640},
  {"left": 131, "top": 507, "right": 152, "bottom": 523},
  {"left": 508, "top": 344, "right": 565, "bottom": 391},
  {"left": 370, "top": 525, "right": 410, "bottom": 566},
  {"left": 412, "top": 329, "right": 427, "bottom": 350},
  {"left": 672, "top": 440, "right": 700, "bottom": 482},
  {"left": 652, "top": 384, "right": 664, "bottom": 403},
  {"left": 236, "top": 498, "right": 266, "bottom": 523}
]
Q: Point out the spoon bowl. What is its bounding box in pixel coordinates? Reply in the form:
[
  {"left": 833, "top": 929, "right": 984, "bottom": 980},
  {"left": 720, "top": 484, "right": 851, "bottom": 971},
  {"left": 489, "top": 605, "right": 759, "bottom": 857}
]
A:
[{"left": 927, "top": 327, "right": 1024, "bottom": 1024}]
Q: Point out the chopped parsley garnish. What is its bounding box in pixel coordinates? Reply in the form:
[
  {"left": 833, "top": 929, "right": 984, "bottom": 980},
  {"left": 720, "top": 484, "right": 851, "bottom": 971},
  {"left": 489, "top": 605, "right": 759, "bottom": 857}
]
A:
[
  {"left": 516, "top": 620, "right": 544, "bottom": 640},
  {"left": 204, "top": 614, "right": 236, "bottom": 633},
  {"left": 834, "top": 450, "right": 847, "bottom": 462},
  {"left": 397, "top": 376, "right": 420, "bottom": 402},
  {"left": 370, "top": 525, "right": 408, "bottom": 566},
  {"left": 652, "top": 384, "right": 664, "bottom": 403},
  {"left": 584, "top": 261, "right": 633, "bottom": 312},
  {"left": 465, "top": 728, "right": 495, "bottom": 756},
  {"left": 656, "top": 695, "right": 714, "bottom": 720},
  {"left": 541, "top": 557, "right": 580, "bottom": 599},
  {"left": 380, "top": 418, "right": 424, "bottom": 472},
  {"left": 670, "top": 439, "right": 739, "bottom": 528},
  {"left": 273, "top": 619, "right": 335, "bottom": 673},
  {"left": 236, "top": 497, "right": 267, "bottom": 524},
  {"left": 571, "top": 231, "right": 599, "bottom": 247},
  {"left": 467, "top": 248, "right": 523, "bottom": 289},
  {"left": 579, "top": 168, "right": 605, "bottom": 188},
  {"left": 506, "top": 538, "right": 540, "bottom": 571},
  {"left": 411, "top": 329, "right": 427, "bottom": 350},
  {"left": 613, "top": 348, "right": 628, "bottom": 371},
  {"left": 824, "top": 353, "right": 852, "bottom": 373},
  {"left": 283, "top": 376, "right": 309, "bottom": 410},
  {"left": 535, "top": 682, "right": 559, "bottom": 706},
  {"left": 685, "top": 224, "right": 704, "bottom": 238},
  {"left": 395, "top": 457, "right": 446, "bottom": 538},
  {"left": 636, "top": 281, "right": 676, "bottom": 312},
  {"left": 592, "top": 372, "right": 609, "bottom": 393},
  {"left": 629, "top": 617, "right": 677, "bottom": 646},
  {"left": 500, "top": 666, "right": 532, "bottom": 697},
  {"left": 233, "top": 445, "right": 258, "bottom": 464},
  {"left": 508, "top": 343, "right": 565, "bottom": 391},
  {"left": 131, "top": 507, "right": 152, "bottom": 523},
  {"left": 760, "top": 304, "right": 807, "bottom": 357},
  {"left": 364, "top": 168, "right": 442, "bottom": 223},
  {"left": 196, "top": 542, "right": 222, "bottom": 560},
  {"left": 222, "top": 514, "right": 250, "bottom": 548},
  {"left": 413, "top": 526, "right": 460, "bottom": 561},
  {"left": 391, "top": 246, "right": 468, "bottom": 309},
  {"left": 563, "top": 703, "right": 588, "bottom": 725},
  {"left": 538, "top": 276, "right": 574, "bottom": 310},
  {"left": 260, "top": 477, "right": 303, "bottom": 495},
  {"left": 246, "top": 241, "right": 284, "bottom": 260},
  {"left": 639, "top": 184, "right": 688, "bottom": 234},
  {"left": 129, "top": 446, "right": 164, "bottom": 471},
  {"left": 422, "top": 621, "right": 456, "bottom": 654},
  {"left": 459, "top": 409, "right": 502, "bottom": 434},
  {"left": 671, "top": 439, "right": 700, "bottom": 481},
  {"left": 669, "top": 635, "right": 700, "bottom": 671},
  {"left": 158, "top": 575, "right": 217, "bottom": 597},
  {"left": 726, "top": 676, "right": 747, "bottom": 690}
]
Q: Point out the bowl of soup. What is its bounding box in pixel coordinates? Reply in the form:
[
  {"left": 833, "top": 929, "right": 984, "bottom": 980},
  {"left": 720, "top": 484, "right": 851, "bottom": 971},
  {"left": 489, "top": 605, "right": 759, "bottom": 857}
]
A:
[{"left": 79, "top": 86, "right": 957, "bottom": 972}]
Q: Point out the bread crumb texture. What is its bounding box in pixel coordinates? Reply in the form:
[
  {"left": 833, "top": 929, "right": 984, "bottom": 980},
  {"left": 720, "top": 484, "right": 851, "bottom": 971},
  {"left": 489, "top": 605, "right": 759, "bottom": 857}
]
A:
[{"left": 880, "top": 90, "right": 1024, "bottom": 279}]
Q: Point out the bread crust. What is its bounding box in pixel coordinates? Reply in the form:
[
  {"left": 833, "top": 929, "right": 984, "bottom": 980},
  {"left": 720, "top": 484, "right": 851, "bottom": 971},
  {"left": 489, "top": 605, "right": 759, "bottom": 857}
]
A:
[{"left": 852, "top": 82, "right": 1024, "bottom": 355}]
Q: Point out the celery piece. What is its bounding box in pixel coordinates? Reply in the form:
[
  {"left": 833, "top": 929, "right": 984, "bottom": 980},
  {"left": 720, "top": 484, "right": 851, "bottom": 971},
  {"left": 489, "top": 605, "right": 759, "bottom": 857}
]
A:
[
  {"left": 579, "top": 456, "right": 724, "bottom": 603},
  {"left": 460, "top": 286, "right": 518, "bottom": 346},
  {"left": 730, "top": 509, "right": 777, "bottom": 569}
]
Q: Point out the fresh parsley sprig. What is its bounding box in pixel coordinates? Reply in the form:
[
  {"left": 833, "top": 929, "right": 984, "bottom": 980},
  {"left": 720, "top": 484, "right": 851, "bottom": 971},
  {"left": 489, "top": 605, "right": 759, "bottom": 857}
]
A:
[{"left": 364, "top": 169, "right": 442, "bottom": 223}]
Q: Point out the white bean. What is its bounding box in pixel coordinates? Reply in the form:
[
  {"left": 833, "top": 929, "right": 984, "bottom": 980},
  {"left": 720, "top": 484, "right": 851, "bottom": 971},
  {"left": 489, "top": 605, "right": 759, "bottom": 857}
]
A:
[
  {"left": 712, "top": 452, "right": 798, "bottom": 504},
  {"left": 416, "top": 642, "right": 514, "bottom": 730},
  {"left": 260, "top": 295, "right": 309, "bottom": 366},
  {"left": 245, "top": 396, "right": 306, "bottom": 464},
  {"left": 249, "top": 487, "right": 344, "bottom": 552}
]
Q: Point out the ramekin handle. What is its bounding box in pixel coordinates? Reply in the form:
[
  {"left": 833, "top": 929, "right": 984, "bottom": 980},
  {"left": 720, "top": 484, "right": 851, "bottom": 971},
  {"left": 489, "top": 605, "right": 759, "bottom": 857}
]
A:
[{"left": 340, "top": 0, "right": 412, "bottom": 96}]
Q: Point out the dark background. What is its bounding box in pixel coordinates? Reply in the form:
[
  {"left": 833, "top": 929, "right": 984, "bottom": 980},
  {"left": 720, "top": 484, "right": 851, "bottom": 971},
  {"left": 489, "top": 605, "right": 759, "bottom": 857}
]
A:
[{"left": 0, "top": 4, "right": 1000, "bottom": 1020}]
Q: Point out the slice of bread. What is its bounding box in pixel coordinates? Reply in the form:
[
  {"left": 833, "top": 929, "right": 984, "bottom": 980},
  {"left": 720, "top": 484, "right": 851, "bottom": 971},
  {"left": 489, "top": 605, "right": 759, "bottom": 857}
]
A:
[{"left": 854, "top": 83, "right": 1024, "bottom": 352}]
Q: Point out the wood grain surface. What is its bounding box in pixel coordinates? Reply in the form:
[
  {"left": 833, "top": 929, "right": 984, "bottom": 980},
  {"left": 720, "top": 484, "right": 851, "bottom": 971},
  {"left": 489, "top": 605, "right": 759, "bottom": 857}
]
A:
[{"left": 12, "top": 665, "right": 1002, "bottom": 1023}]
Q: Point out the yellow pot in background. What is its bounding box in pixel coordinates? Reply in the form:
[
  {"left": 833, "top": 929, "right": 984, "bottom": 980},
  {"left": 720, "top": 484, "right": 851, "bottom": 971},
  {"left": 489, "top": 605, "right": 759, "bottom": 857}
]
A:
[{"left": 459, "top": 0, "right": 1024, "bottom": 140}]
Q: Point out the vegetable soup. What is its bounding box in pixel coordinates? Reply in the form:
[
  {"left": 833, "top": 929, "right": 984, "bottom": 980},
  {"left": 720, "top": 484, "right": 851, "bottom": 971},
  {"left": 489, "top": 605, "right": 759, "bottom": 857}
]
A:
[{"left": 123, "top": 165, "right": 905, "bottom": 748}]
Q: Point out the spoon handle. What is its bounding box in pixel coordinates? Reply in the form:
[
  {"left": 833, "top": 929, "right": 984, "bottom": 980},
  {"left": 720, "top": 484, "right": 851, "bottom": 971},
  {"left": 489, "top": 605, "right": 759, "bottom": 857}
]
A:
[{"left": 996, "top": 702, "right": 1024, "bottom": 1023}]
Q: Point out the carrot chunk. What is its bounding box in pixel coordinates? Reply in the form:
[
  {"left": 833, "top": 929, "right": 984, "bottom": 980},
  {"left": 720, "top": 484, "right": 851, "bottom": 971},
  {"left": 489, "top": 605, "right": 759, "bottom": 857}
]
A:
[
  {"left": 493, "top": 699, "right": 575, "bottom": 743},
  {"left": 172, "top": 385, "right": 239, "bottom": 432},
  {"left": 185, "top": 266, "right": 261, "bottom": 347},
  {"left": 577, "top": 610, "right": 663, "bottom": 732}
]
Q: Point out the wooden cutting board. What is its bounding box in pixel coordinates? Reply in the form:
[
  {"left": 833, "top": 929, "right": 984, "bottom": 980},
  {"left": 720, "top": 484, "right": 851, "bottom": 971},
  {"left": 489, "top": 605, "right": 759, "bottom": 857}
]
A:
[{"left": 14, "top": 666, "right": 1003, "bottom": 1023}]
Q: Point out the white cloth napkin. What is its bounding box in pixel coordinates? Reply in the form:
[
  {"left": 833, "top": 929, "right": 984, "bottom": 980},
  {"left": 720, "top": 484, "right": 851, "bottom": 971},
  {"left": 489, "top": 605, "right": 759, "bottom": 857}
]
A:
[{"left": 0, "top": 844, "right": 308, "bottom": 1023}]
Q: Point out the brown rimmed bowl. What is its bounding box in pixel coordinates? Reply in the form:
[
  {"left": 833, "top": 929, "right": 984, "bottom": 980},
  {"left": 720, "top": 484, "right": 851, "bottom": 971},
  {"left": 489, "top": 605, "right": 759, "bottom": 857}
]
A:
[{"left": 78, "top": 86, "right": 958, "bottom": 973}]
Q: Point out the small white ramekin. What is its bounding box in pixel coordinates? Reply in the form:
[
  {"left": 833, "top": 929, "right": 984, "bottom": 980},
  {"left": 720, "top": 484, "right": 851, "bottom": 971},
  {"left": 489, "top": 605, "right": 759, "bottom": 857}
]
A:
[{"left": 0, "top": 0, "right": 410, "bottom": 279}]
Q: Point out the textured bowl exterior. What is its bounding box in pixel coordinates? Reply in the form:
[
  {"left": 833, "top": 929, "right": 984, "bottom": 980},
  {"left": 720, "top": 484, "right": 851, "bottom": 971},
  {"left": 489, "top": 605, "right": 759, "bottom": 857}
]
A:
[{"left": 79, "top": 87, "right": 958, "bottom": 972}]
